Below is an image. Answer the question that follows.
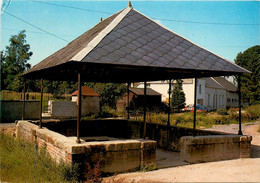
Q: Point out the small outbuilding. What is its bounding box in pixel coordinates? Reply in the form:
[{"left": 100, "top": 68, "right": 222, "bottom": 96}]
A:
[
  {"left": 71, "top": 86, "right": 100, "bottom": 115},
  {"left": 47, "top": 86, "right": 100, "bottom": 118},
  {"left": 117, "top": 87, "right": 162, "bottom": 112}
]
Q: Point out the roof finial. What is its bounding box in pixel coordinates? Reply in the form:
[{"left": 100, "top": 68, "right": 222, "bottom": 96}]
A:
[
  {"left": 100, "top": 17, "right": 103, "bottom": 22},
  {"left": 128, "top": 1, "right": 132, "bottom": 7}
]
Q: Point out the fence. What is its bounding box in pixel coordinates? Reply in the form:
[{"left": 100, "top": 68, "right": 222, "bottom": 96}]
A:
[{"left": 0, "top": 90, "right": 71, "bottom": 113}]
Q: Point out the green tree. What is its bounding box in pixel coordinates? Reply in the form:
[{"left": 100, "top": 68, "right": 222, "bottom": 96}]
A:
[
  {"left": 171, "top": 79, "right": 186, "bottom": 111},
  {"left": 1, "top": 30, "right": 33, "bottom": 91},
  {"left": 235, "top": 46, "right": 260, "bottom": 105},
  {"left": 85, "top": 83, "right": 127, "bottom": 109}
]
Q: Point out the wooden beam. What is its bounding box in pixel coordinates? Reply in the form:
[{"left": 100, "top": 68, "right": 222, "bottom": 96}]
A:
[
  {"left": 238, "top": 74, "right": 243, "bottom": 135},
  {"left": 22, "top": 80, "right": 26, "bottom": 120},
  {"left": 76, "top": 73, "right": 82, "bottom": 143},
  {"left": 39, "top": 78, "right": 43, "bottom": 128},
  {"left": 127, "top": 82, "right": 130, "bottom": 119},
  {"left": 143, "top": 81, "right": 147, "bottom": 139},
  {"left": 168, "top": 80, "right": 172, "bottom": 126},
  {"left": 193, "top": 78, "right": 197, "bottom": 137}
]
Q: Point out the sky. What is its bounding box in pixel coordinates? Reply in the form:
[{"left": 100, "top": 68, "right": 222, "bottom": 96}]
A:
[{"left": 1, "top": 0, "right": 259, "bottom": 67}]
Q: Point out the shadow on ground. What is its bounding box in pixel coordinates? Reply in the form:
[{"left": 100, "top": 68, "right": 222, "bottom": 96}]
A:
[{"left": 251, "top": 145, "right": 260, "bottom": 158}]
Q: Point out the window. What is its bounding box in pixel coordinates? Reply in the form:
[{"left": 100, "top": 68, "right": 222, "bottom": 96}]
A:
[
  {"left": 208, "top": 94, "right": 210, "bottom": 106},
  {"left": 199, "top": 85, "right": 202, "bottom": 94}
]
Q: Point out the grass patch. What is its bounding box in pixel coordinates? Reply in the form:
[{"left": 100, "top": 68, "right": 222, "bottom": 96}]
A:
[
  {"left": 133, "top": 104, "right": 260, "bottom": 129},
  {"left": 0, "top": 133, "right": 79, "bottom": 182},
  {"left": 138, "top": 164, "right": 157, "bottom": 172}
]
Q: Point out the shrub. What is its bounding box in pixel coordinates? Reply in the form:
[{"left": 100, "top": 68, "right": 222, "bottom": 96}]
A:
[
  {"left": 216, "top": 108, "right": 228, "bottom": 115},
  {"left": 245, "top": 105, "right": 260, "bottom": 120},
  {"left": 85, "top": 162, "right": 101, "bottom": 183}
]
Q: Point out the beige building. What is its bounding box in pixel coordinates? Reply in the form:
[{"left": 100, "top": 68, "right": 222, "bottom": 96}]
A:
[
  {"left": 71, "top": 86, "right": 100, "bottom": 115},
  {"left": 138, "top": 77, "right": 238, "bottom": 110},
  {"left": 48, "top": 86, "right": 100, "bottom": 118}
]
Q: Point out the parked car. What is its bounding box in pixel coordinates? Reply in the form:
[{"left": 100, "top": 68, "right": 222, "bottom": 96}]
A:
[
  {"left": 183, "top": 104, "right": 194, "bottom": 112},
  {"left": 184, "top": 104, "right": 209, "bottom": 112}
]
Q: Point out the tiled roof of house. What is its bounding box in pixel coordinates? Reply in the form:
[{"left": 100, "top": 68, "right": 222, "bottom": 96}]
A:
[
  {"left": 130, "top": 88, "right": 161, "bottom": 96},
  {"left": 205, "top": 78, "right": 225, "bottom": 89},
  {"left": 212, "top": 77, "right": 237, "bottom": 92},
  {"left": 72, "top": 86, "right": 100, "bottom": 96},
  {"left": 22, "top": 4, "right": 249, "bottom": 82}
]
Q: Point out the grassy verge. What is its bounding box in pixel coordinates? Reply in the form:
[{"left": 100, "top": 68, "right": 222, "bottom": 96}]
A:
[
  {"left": 0, "top": 133, "right": 79, "bottom": 182},
  {"left": 135, "top": 105, "right": 260, "bottom": 129}
]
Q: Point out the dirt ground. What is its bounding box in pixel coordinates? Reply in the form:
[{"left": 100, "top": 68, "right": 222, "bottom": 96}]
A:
[
  {"left": 103, "top": 121, "right": 260, "bottom": 183},
  {"left": 0, "top": 123, "right": 16, "bottom": 136}
]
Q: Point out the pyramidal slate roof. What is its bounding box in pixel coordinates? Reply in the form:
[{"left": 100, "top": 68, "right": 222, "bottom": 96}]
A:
[{"left": 22, "top": 5, "right": 249, "bottom": 82}]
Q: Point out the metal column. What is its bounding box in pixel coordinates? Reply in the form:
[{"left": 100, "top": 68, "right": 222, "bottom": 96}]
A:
[
  {"left": 238, "top": 74, "right": 243, "bottom": 135},
  {"left": 76, "top": 73, "right": 82, "bottom": 143},
  {"left": 127, "top": 82, "right": 130, "bottom": 119},
  {"left": 143, "top": 81, "right": 147, "bottom": 139},
  {"left": 193, "top": 78, "right": 197, "bottom": 137},
  {"left": 22, "top": 81, "right": 26, "bottom": 120},
  {"left": 168, "top": 80, "right": 172, "bottom": 126},
  {"left": 39, "top": 78, "right": 43, "bottom": 128}
]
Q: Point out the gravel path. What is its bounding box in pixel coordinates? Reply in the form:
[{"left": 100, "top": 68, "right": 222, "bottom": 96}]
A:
[{"left": 103, "top": 121, "right": 260, "bottom": 183}]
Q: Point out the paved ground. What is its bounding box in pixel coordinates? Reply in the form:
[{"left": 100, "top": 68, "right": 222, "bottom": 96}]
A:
[{"left": 103, "top": 121, "right": 260, "bottom": 183}]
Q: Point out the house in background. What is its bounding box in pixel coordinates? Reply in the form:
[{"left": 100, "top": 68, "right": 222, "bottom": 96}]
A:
[
  {"left": 72, "top": 86, "right": 100, "bottom": 115},
  {"left": 47, "top": 86, "right": 100, "bottom": 118},
  {"left": 137, "top": 77, "right": 238, "bottom": 110},
  {"left": 117, "top": 87, "right": 162, "bottom": 112}
]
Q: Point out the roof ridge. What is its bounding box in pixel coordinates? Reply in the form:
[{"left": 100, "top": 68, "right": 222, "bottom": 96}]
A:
[{"left": 70, "top": 6, "right": 133, "bottom": 61}]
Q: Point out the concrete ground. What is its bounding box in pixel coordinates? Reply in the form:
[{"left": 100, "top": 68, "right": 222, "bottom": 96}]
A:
[
  {"left": 103, "top": 121, "right": 260, "bottom": 182},
  {"left": 156, "top": 149, "right": 188, "bottom": 169}
]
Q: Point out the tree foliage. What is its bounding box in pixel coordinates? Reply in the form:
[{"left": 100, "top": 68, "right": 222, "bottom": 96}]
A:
[
  {"left": 235, "top": 45, "right": 260, "bottom": 105},
  {"left": 1, "top": 30, "right": 33, "bottom": 91},
  {"left": 171, "top": 79, "right": 186, "bottom": 111},
  {"left": 85, "top": 83, "right": 127, "bottom": 109}
]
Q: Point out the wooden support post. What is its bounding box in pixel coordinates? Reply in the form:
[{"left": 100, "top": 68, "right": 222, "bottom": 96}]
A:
[
  {"left": 143, "top": 81, "right": 147, "bottom": 139},
  {"left": 193, "top": 78, "right": 197, "bottom": 137},
  {"left": 168, "top": 80, "right": 172, "bottom": 126},
  {"left": 127, "top": 82, "right": 130, "bottom": 120},
  {"left": 22, "top": 80, "right": 26, "bottom": 120},
  {"left": 39, "top": 78, "right": 43, "bottom": 128},
  {"left": 238, "top": 75, "right": 243, "bottom": 135},
  {"left": 76, "top": 73, "right": 82, "bottom": 143}
]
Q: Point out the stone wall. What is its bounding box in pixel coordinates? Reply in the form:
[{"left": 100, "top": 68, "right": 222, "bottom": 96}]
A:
[
  {"left": 180, "top": 135, "right": 252, "bottom": 163},
  {"left": 1, "top": 100, "right": 40, "bottom": 122},
  {"left": 48, "top": 98, "right": 99, "bottom": 119},
  {"left": 16, "top": 121, "right": 156, "bottom": 177},
  {"left": 48, "top": 100, "right": 77, "bottom": 118},
  {"left": 40, "top": 119, "right": 226, "bottom": 151}
]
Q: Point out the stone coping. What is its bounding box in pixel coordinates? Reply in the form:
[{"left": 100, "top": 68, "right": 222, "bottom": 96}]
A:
[
  {"left": 17, "top": 121, "right": 156, "bottom": 154},
  {"left": 180, "top": 135, "right": 252, "bottom": 145}
]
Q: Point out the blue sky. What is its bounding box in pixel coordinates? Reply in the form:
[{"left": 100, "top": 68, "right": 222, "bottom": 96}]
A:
[{"left": 1, "top": 1, "right": 259, "bottom": 67}]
